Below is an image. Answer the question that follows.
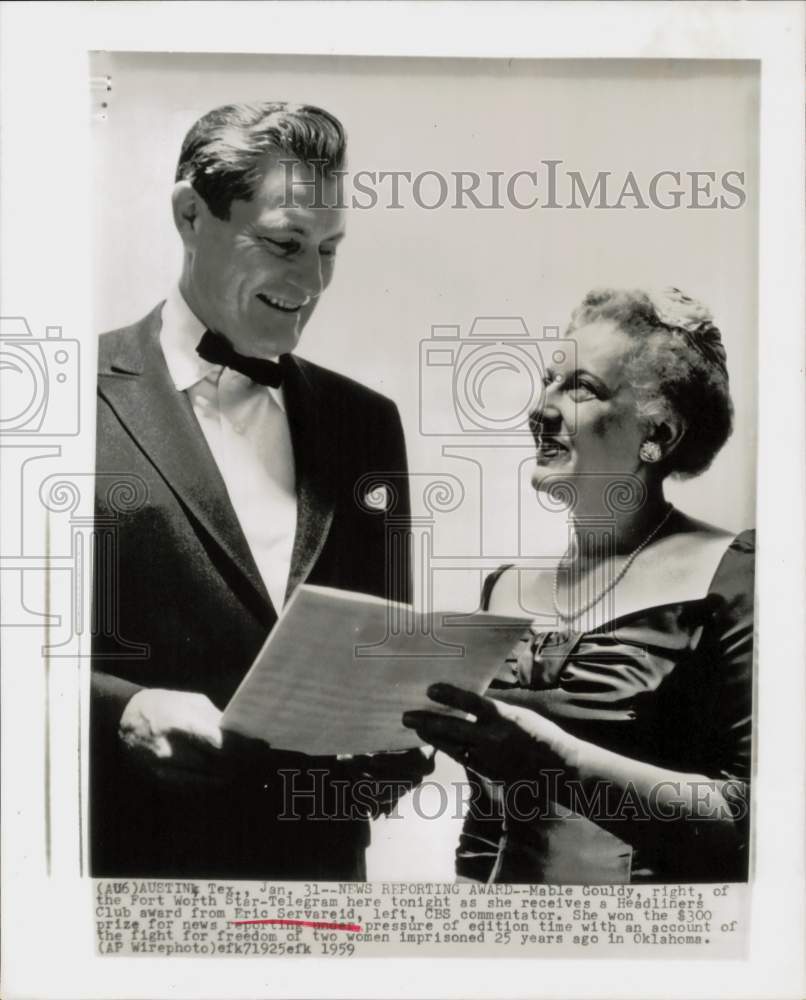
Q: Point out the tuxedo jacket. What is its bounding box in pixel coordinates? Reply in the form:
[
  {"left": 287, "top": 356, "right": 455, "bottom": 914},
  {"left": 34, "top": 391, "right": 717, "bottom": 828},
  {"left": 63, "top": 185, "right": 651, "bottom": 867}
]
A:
[{"left": 91, "top": 304, "right": 412, "bottom": 879}]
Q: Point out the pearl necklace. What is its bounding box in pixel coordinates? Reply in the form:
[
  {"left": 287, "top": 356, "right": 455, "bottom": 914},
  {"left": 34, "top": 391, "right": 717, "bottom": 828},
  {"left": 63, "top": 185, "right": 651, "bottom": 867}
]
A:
[{"left": 552, "top": 503, "right": 675, "bottom": 624}]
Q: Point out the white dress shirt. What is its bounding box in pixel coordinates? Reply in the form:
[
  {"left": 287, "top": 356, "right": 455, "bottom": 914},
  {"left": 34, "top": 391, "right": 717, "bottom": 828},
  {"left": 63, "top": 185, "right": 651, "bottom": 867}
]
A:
[{"left": 159, "top": 286, "right": 297, "bottom": 613}]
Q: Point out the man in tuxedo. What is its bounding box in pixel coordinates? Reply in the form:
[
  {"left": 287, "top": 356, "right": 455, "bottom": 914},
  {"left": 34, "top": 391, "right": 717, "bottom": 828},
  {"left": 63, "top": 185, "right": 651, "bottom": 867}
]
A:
[{"left": 91, "top": 101, "right": 427, "bottom": 878}]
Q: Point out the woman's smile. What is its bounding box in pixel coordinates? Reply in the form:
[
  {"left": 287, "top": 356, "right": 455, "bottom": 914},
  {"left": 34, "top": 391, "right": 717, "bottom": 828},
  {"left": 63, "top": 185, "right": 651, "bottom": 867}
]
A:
[{"left": 535, "top": 432, "right": 570, "bottom": 464}]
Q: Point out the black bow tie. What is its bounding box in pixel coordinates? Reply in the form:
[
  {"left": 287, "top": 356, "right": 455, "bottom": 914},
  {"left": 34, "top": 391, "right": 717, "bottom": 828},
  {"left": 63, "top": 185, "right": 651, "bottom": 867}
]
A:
[{"left": 196, "top": 329, "right": 285, "bottom": 388}]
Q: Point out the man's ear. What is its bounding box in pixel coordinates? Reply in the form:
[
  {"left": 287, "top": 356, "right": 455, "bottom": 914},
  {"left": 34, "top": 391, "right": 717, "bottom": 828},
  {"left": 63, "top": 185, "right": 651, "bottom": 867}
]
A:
[{"left": 172, "top": 181, "right": 204, "bottom": 246}]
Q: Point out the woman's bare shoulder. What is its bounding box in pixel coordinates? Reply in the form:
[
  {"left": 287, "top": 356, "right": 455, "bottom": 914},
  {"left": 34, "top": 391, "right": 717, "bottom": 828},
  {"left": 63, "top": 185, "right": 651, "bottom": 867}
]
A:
[
  {"left": 485, "top": 562, "right": 558, "bottom": 618},
  {"left": 485, "top": 512, "right": 744, "bottom": 626},
  {"left": 667, "top": 510, "right": 735, "bottom": 544},
  {"left": 615, "top": 511, "right": 740, "bottom": 612}
]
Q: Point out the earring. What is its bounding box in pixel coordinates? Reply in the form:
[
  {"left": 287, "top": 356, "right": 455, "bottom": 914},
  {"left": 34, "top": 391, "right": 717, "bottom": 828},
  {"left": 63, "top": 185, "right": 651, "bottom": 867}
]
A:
[{"left": 640, "top": 441, "right": 662, "bottom": 463}]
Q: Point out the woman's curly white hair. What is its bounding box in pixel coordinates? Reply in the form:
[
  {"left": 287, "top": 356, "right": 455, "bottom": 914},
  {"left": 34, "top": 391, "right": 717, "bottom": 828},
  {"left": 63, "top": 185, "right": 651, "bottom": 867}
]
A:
[{"left": 566, "top": 287, "right": 734, "bottom": 479}]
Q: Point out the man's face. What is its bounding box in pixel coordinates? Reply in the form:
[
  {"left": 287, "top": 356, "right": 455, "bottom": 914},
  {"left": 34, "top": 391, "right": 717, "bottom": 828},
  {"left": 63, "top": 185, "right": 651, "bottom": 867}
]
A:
[{"left": 179, "top": 158, "right": 345, "bottom": 357}]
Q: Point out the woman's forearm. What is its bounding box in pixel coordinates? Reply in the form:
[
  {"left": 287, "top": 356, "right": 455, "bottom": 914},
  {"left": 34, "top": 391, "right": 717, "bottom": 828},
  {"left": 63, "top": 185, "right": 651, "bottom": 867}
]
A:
[
  {"left": 550, "top": 734, "right": 747, "bottom": 860},
  {"left": 490, "top": 688, "right": 747, "bottom": 846}
]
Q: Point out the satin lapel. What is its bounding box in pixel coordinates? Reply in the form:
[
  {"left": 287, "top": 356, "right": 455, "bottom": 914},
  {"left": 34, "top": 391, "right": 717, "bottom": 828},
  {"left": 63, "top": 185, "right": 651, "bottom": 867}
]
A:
[
  {"left": 98, "top": 307, "right": 273, "bottom": 616},
  {"left": 283, "top": 356, "right": 337, "bottom": 600}
]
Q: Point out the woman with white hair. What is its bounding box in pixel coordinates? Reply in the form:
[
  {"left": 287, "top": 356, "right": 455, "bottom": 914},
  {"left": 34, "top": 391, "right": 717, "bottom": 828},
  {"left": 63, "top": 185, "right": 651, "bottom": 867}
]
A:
[{"left": 404, "top": 287, "right": 754, "bottom": 884}]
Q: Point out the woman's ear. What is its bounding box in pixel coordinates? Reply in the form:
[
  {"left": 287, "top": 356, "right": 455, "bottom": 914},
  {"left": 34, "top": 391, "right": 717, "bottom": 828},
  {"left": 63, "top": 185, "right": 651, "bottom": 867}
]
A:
[
  {"left": 641, "top": 414, "right": 686, "bottom": 464},
  {"left": 172, "top": 181, "right": 203, "bottom": 246}
]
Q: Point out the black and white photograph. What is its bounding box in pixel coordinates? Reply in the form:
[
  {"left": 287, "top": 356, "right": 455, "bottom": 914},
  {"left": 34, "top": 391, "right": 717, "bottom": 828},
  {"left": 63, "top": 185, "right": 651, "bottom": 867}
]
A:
[
  {"left": 1, "top": 3, "right": 804, "bottom": 999},
  {"left": 89, "top": 49, "right": 759, "bottom": 888}
]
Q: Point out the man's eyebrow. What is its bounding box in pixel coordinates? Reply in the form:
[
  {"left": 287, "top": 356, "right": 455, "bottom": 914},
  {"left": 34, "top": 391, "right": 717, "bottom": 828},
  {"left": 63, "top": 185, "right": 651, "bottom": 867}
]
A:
[
  {"left": 256, "top": 221, "right": 346, "bottom": 241},
  {"left": 257, "top": 221, "right": 308, "bottom": 236}
]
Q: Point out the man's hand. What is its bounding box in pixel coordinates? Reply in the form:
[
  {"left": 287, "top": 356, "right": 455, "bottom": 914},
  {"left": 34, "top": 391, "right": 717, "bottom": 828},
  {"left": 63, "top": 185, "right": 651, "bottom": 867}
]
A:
[
  {"left": 119, "top": 688, "right": 225, "bottom": 778},
  {"left": 342, "top": 747, "right": 435, "bottom": 816}
]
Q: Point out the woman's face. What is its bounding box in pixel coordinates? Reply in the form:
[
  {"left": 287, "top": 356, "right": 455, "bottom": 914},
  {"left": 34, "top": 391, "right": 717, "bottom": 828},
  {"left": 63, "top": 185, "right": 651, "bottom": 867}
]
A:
[{"left": 530, "top": 320, "right": 648, "bottom": 492}]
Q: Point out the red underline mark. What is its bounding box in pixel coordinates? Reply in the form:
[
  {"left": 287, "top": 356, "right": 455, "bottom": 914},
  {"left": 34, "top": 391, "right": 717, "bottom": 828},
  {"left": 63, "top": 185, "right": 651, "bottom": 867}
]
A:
[{"left": 230, "top": 918, "right": 361, "bottom": 932}]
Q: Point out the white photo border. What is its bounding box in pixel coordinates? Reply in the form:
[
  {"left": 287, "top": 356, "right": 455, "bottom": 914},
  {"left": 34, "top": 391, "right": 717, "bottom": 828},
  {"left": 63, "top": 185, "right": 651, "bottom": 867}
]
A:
[{"left": 1, "top": 2, "right": 803, "bottom": 999}]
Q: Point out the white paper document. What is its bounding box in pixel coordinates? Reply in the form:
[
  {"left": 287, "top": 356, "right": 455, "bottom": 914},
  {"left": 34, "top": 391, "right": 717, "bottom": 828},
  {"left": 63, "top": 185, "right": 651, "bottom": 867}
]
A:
[{"left": 221, "top": 585, "right": 532, "bottom": 755}]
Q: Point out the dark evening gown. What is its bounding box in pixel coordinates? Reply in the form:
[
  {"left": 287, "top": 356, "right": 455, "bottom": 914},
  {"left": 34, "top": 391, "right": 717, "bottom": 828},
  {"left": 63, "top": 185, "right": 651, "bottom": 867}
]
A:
[{"left": 457, "top": 530, "right": 755, "bottom": 884}]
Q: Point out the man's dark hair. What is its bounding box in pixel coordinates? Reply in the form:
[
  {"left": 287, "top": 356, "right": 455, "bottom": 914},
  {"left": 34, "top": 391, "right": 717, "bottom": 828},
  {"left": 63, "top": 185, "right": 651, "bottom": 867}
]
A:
[{"left": 175, "top": 101, "right": 346, "bottom": 220}]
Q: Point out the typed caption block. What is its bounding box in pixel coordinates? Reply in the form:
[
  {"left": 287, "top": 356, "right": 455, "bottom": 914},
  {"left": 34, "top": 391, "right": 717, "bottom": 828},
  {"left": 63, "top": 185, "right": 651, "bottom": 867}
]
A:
[{"left": 95, "top": 880, "right": 747, "bottom": 958}]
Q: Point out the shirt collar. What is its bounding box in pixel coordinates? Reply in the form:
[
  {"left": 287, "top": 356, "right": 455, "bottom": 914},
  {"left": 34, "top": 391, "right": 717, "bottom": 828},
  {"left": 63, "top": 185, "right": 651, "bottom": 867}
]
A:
[
  {"left": 159, "top": 285, "right": 285, "bottom": 410},
  {"left": 160, "top": 285, "right": 216, "bottom": 391}
]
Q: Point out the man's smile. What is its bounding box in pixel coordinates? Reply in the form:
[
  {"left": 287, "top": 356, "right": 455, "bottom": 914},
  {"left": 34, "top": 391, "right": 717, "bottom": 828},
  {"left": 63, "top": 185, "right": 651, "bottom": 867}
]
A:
[{"left": 257, "top": 293, "right": 307, "bottom": 313}]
